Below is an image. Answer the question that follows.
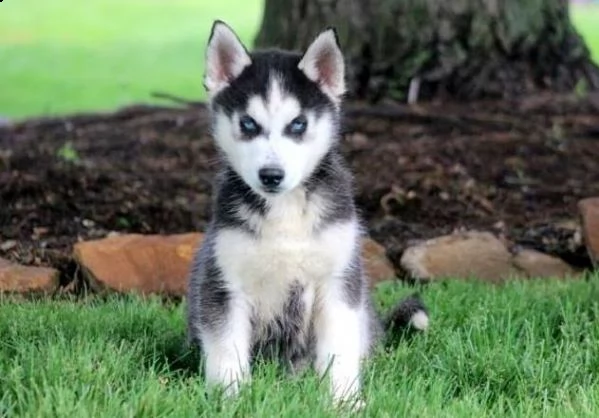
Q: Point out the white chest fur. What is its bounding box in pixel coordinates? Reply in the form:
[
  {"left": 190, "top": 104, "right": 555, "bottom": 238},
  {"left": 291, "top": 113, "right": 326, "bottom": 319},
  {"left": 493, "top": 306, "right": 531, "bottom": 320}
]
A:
[{"left": 214, "top": 190, "right": 359, "bottom": 322}]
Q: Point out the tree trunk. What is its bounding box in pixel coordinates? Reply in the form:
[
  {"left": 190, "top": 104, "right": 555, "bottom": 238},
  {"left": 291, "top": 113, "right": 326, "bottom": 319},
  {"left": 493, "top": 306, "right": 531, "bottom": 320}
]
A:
[{"left": 254, "top": 0, "right": 599, "bottom": 101}]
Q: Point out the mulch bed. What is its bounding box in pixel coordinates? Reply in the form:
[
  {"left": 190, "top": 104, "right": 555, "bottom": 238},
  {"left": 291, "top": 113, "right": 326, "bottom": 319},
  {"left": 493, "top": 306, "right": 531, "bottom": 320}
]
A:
[{"left": 1, "top": 92, "right": 599, "bottom": 286}]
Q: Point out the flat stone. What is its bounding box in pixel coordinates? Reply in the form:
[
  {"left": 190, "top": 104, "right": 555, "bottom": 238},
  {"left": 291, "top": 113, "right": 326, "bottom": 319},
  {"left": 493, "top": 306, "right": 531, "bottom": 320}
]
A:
[
  {"left": 73, "top": 232, "right": 396, "bottom": 295},
  {"left": 400, "top": 231, "right": 519, "bottom": 282},
  {"left": 0, "top": 257, "right": 59, "bottom": 293},
  {"left": 0, "top": 116, "right": 11, "bottom": 127},
  {"left": 362, "top": 238, "right": 396, "bottom": 287},
  {"left": 73, "top": 233, "right": 203, "bottom": 296},
  {"left": 512, "top": 248, "right": 577, "bottom": 278},
  {"left": 579, "top": 197, "right": 599, "bottom": 267}
]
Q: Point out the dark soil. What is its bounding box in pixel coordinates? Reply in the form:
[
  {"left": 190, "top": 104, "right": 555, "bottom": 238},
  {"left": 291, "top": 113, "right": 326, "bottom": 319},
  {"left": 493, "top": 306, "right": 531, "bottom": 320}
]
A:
[{"left": 1, "top": 92, "right": 599, "bottom": 286}]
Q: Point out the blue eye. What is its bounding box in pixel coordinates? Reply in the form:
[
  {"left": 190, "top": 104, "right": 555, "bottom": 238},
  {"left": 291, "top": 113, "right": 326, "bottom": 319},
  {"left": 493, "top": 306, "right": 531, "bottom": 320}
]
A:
[
  {"left": 287, "top": 116, "right": 307, "bottom": 136},
  {"left": 239, "top": 115, "right": 260, "bottom": 136}
]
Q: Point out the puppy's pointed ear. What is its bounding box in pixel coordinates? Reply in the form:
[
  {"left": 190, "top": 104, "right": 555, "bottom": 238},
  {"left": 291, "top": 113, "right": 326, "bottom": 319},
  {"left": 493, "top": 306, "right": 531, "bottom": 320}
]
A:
[
  {"left": 204, "top": 20, "right": 252, "bottom": 96},
  {"left": 298, "top": 28, "right": 346, "bottom": 103}
]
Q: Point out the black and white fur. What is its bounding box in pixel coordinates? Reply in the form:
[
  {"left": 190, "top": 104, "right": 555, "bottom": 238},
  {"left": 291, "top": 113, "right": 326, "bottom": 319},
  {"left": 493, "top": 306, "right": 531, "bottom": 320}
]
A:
[{"left": 187, "top": 20, "right": 429, "bottom": 406}]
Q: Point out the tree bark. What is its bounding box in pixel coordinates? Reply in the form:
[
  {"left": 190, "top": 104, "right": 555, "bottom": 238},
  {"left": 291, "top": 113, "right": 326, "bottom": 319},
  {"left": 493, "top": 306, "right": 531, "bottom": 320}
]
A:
[{"left": 254, "top": 0, "right": 599, "bottom": 101}]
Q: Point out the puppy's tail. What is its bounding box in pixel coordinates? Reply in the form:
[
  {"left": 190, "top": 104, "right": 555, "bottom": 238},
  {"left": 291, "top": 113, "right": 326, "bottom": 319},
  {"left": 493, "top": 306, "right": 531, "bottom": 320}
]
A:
[{"left": 383, "top": 293, "right": 429, "bottom": 335}]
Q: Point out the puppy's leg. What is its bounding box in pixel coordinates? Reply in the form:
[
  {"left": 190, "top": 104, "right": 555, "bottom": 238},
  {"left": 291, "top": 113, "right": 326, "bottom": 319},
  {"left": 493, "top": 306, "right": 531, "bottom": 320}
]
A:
[
  {"left": 201, "top": 295, "right": 252, "bottom": 397},
  {"left": 314, "top": 282, "right": 363, "bottom": 404},
  {"left": 188, "top": 242, "right": 253, "bottom": 397}
]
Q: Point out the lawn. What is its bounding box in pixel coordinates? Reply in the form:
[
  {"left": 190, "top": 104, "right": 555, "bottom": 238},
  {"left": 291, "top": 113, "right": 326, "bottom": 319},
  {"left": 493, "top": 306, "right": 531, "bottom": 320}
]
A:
[
  {"left": 0, "top": 0, "right": 264, "bottom": 119},
  {"left": 1, "top": 277, "right": 598, "bottom": 417},
  {"left": 571, "top": 3, "right": 599, "bottom": 63},
  {"left": 0, "top": 0, "right": 598, "bottom": 120}
]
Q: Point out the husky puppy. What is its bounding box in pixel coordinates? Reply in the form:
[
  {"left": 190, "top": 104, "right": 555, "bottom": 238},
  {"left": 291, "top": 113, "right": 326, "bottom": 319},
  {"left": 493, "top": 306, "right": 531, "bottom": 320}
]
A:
[{"left": 187, "top": 20, "right": 429, "bottom": 405}]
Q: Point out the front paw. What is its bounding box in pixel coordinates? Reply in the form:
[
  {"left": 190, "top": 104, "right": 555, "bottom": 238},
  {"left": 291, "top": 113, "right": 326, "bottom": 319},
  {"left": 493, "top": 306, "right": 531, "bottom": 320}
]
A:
[
  {"left": 205, "top": 361, "right": 250, "bottom": 397},
  {"left": 332, "top": 392, "right": 366, "bottom": 414},
  {"left": 219, "top": 374, "right": 245, "bottom": 398},
  {"left": 333, "top": 380, "right": 359, "bottom": 401}
]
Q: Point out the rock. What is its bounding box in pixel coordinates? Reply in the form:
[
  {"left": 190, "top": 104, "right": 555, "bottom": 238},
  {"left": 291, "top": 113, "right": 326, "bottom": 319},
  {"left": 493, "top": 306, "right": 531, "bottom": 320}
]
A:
[
  {"left": 0, "top": 116, "right": 11, "bottom": 127},
  {"left": 0, "top": 240, "right": 17, "bottom": 251},
  {"left": 400, "top": 231, "right": 519, "bottom": 283},
  {"left": 579, "top": 197, "right": 599, "bottom": 267},
  {"left": 513, "top": 220, "right": 588, "bottom": 268},
  {"left": 73, "top": 232, "right": 396, "bottom": 295},
  {"left": 512, "top": 248, "right": 577, "bottom": 279},
  {"left": 73, "top": 233, "right": 203, "bottom": 296},
  {"left": 362, "top": 238, "right": 396, "bottom": 287},
  {"left": 400, "top": 230, "right": 582, "bottom": 282},
  {"left": 0, "top": 257, "right": 59, "bottom": 293}
]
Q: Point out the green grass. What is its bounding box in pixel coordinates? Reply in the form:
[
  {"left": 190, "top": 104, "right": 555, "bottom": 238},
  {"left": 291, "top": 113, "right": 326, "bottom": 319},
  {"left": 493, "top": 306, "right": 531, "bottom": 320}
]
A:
[
  {"left": 0, "top": 0, "right": 264, "bottom": 120},
  {"left": 571, "top": 4, "right": 599, "bottom": 63},
  {"left": 0, "top": 1, "right": 598, "bottom": 120},
  {"left": 1, "top": 276, "right": 599, "bottom": 417}
]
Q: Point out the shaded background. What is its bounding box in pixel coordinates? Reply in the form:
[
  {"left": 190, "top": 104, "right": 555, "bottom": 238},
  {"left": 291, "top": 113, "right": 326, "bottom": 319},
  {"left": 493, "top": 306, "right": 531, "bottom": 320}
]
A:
[{"left": 0, "top": 0, "right": 598, "bottom": 120}]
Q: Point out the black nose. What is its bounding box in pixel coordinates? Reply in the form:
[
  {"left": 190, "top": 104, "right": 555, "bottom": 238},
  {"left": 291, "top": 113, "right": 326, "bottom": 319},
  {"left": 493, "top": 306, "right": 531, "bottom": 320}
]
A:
[{"left": 258, "top": 166, "right": 285, "bottom": 188}]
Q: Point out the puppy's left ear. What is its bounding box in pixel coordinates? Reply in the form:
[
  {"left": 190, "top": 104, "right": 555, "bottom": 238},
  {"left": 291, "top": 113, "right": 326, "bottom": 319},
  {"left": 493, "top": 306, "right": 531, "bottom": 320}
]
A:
[
  {"left": 204, "top": 20, "right": 252, "bottom": 97},
  {"left": 298, "top": 28, "right": 346, "bottom": 103}
]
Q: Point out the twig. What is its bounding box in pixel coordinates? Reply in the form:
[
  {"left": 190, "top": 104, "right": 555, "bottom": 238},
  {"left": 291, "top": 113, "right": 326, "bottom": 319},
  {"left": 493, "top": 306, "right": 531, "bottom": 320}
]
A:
[
  {"left": 407, "top": 77, "right": 421, "bottom": 105},
  {"left": 151, "top": 92, "right": 205, "bottom": 108}
]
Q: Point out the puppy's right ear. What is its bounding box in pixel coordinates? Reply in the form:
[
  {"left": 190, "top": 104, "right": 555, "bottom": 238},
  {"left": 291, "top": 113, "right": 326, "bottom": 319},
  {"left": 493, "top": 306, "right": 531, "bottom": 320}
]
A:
[
  {"left": 298, "top": 28, "right": 345, "bottom": 104},
  {"left": 204, "top": 20, "right": 252, "bottom": 97}
]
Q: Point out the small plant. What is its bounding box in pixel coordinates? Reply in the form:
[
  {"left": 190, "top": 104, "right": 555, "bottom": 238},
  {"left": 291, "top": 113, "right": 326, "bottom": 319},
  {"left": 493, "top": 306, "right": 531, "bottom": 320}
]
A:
[
  {"left": 56, "top": 141, "right": 80, "bottom": 163},
  {"left": 117, "top": 216, "right": 132, "bottom": 228},
  {"left": 574, "top": 78, "right": 589, "bottom": 99}
]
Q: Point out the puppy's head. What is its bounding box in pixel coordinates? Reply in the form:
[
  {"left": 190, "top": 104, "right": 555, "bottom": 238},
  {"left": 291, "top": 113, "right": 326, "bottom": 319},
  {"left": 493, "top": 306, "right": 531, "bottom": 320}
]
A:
[{"left": 204, "top": 20, "right": 345, "bottom": 197}]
